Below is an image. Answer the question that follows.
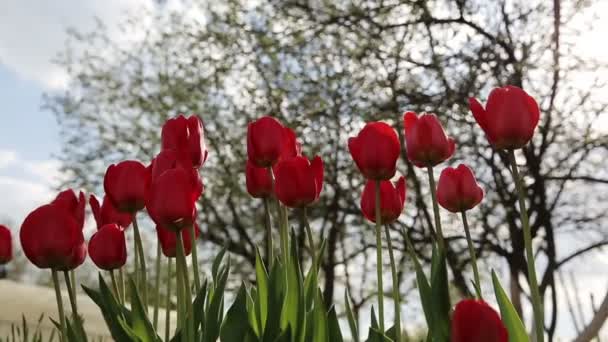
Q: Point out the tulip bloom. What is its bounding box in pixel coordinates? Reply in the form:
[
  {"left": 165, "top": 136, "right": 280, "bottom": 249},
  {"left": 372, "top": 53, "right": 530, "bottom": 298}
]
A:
[
  {"left": 403, "top": 112, "right": 456, "bottom": 167},
  {"left": 146, "top": 150, "right": 203, "bottom": 231},
  {"left": 274, "top": 155, "right": 323, "bottom": 208},
  {"left": 20, "top": 190, "right": 87, "bottom": 270},
  {"left": 90, "top": 195, "right": 133, "bottom": 229},
  {"left": 469, "top": 85, "right": 540, "bottom": 150},
  {"left": 156, "top": 224, "right": 199, "bottom": 258},
  {"left": 247, "top": 116, "right": 298, "bottom": 167},
  {"left": 88, "top": 224, "right": 127, "bottom": 270},
  {"left": 104, "top": 160, "right": 148, "bottom": 213},
  {"left": 0, "top": 225, "right": 12, "bottom": 264},
  {"left": 437, "top": 164, "right": 484, "bottom": 213},
  {"left": 161, "top": 114, "right": 209, "bottom": 168},
  {"left": 451, "top": 300, "right": 508, "bottom": 342},
  {"left": 348, "top": 122, "right": 401, "bottom": 180},
  {"left": 246, "top": 160, "right": 273, "bottom": 198},
  {"left": 360, "top": 177, "right": 406, "bottom": 224}
]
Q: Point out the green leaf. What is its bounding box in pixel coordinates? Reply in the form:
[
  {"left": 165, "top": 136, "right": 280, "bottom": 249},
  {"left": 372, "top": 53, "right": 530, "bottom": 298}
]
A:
[
  {"left": 311, "top": 289, "right": 328, "bottom": 342},
  {"left": 221, "top": 284, "right": 255, "bottom": 342},
  {"left": 344, "top": 290, "right": 359, "bottom": 342},
  {"left": 255, "top": 248, "right": 270, "bottom": 335},
  {"left": 263, "top": 260, "right": 285, "bottom": 342},
  {"left": 203, "top": 264, "right": 230, "bottom": 342},
  {"left": 127, "top": 277, "right": 161, "bottom": 342},
  {"left": 212, "top": 247, "right": 227, "bottom": 281},
  {"left": 428, "top": 246, "right": 450, "bottom": 342},
  {"left": 280, "top": 230, "right": 304, "bottom": 337},
  {"left": 492, "top": 271, "right": 529, "bottom": 342},
  {"left": 327, "top": 306, "right": 343, "bottom": 342}
]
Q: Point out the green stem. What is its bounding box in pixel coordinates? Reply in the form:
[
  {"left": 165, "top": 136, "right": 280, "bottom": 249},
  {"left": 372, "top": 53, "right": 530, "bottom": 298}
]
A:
[
  {"left": 279, "top": 204, "right": 290, "bottom": 265},
  {"left": 263, "top": 196, "right": 274, "bottom": 268},
  {"left": 374, "top": 180, "right": 385, "bottom": 333},
  {"left": 426, "top": 166, "right": 446, "bottom": 251},
  {"left": 110, "top": 270, "right": 122, "bottom": 305},
  {"left": 132, "top": 215, "right": 148, "bottom": 312},
  {"left": 165, "top": 258, "right": 173, "bottom": 342},
  {"left": 189, "top": 223, "right": 201, "bottom": 293},
  {"left": 461, "top": 211, "right": 483, "bottom": 300},
  {"left": 132, "top": 226, "right": 140, "bottom": 295},
  {"left": 51, "top": 270, "right": 67, "bottom": 342},
  {"left": 384, "top": 226, "right": 401, "bottom": 342},
  {"left": 175, "top": 255, "right": 184, "bottom": 336},
  {"left": 509, "top": 149, "right": 544, "bottom": 342},
  {"left": 69, "top": 270, "right": 77, "bottom": 308},
  {"left": 119, "top": 267, "right": 125, "bottom": 305},
  {"left": 63, "top": 271, "right": 79, "bottom": 318},
  {"left": 302, "top": 207, "right": 318, "bottom": 270},
  {"left": 153, "top": 242, "right": 162, "bottom": 329},
  {"left": 176, "top": 231, "right": 194, "bottom": 342}
]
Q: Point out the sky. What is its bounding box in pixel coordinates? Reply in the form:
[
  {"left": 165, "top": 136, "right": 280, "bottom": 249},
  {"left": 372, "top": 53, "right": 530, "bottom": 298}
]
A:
[{"left": 0, "top": 0, "right": 607, "bottom": 340}]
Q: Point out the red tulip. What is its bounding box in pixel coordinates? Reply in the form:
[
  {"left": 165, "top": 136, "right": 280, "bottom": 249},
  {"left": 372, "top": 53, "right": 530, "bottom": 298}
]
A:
[
  {"left": 156, "top": 223, "right": 199, "bottom": 258},
  {"left": 88, "top": 224, "right": 126, "bottom": 270},
  {"left": 246, "top": 160, "right": 273, "bottom": 198},
  {"left": 451, "top": 299, "right": 508, "bottom": 342},
  {"left": 403, "top": 112, "right": 456, "bottom": 167},
  {"left": 348, "top": 122, "right": 400, "bottom": 180},
  {"left": 274, "top": 155, "right": 323, "bottom": 208},
  {"left": 146, "top": 150, "right": 203, "bottom": 231},
  {"left": 437, "top": 164, "right": 484, "bottom": 213},
  {"left": 90, "top": 195, "right": 133, "bottom": 229},
  {"left": 0, "top": 225, "right": 12, "bottom": 264},
  {"left": 104, "top": 160, "right": 148, "bottom": 213},
  {"left": 360, "top": 177, "right": 406, "bottom": 224},
  {"left": 51, "top": 189, "right": 86, "bottom": 231},
  {"left": 469, "top": 85, "right": 540, "bottom": 150},
  {"left": 161, "top": 114, "right": 209, "bottom": 168},
  {"left": 247, "top": 116, "right": 298, "bottom": 167},
  {"left": 20, "top": 192, "right": 87, "bottom": 270}
]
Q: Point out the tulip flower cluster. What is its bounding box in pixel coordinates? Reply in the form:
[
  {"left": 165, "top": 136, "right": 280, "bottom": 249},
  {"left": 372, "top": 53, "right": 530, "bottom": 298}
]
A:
[{"left": 6, "top": 85, "right": 543, "bottom": 342}]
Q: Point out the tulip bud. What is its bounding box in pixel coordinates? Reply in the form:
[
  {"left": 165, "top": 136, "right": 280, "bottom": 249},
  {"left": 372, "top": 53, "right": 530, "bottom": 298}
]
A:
[
  {"left": 451, "top": 299, "right": 508, "bottom": 342},
  {"left": 360, "top": 177, "right": 406, "bottom": 224},
  {"left": 88, "top": 224, "right": 127, "bottom": 270},
  {"left": 437, "top": 164, "right": 484, "bottom": 213},
  {"left": 348, "top": 122, "right": 401, "bottom": 180},
  {"left": 161, "top": 114, "right": 209, "bottom": 168},
  {"left": 90, "top": 195, "right": 133, "bottom": 229},
  {"left": 469, "top": 85, "right": 540, "bottom": 150},
  {"left": 0, "top": 225, "right": 12, "bottom": 265},
  {"left": 104, "top": 160, "right": 148, "bottom": 213},
  {"left": 274, "top": 155, "right": 324, "bottom": 208},
  {"left": 246, "top": 160, "right": 273, "bottom": 198},
  {"left": 403, "top": 112, "right": 455, "bottom": 167},
  {"left": 247, "top": 116, "right": 298, "bottom": 167},
  {"left": 156, "top": 224, "right": 199, "bottom": 258}
]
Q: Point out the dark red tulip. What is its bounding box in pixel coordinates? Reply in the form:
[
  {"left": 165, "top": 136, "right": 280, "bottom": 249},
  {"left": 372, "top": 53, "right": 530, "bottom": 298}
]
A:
[
  {"left": 437, "top": 164, "right": 484, "bottom": 213},
  {"left": 156, "top": 223, "right": 199, "bottom": 258},
  {"left": 104, "top": 160, "right": 148, "bottom": 213},
  {"left": 20, "top": 194, "right": 87, "bottom": 270},
  {"left": 0, "top": 225, "right": 12, "bottom": 264},
  {"left": 469, "top": 85, "right": 540, "bottom": 150},
  {"left": 247, "top": 116, "right": 298, "bottom": 167},
  {"left": 51, "top": 189, "right": 86, "bottom": 231},
  {"left": 348, "top": 122, "right": 400, "bottom": 180},
  {"left": 246, "top": 160, "right": 273, "bottom": 198},
  {"left": 451, "top": 299, "right": 508, "bottom": 342},
  {"left": 88, "top": 224, "right": 126, "bottom": 270},
  {"left": 90, "top": 195, "right": 133, "bottom": 229},
  {"left": 360, "top": 177, "right": 406, "bottom": 224},
  {"left": 274, "top": 155, "right": 323, "bottom": 208},
  {"left": 161, "top": 114, "right": 209, "bottom": 168},
  {"left": 403, "top": 112, "right": 456, "bottom": 167},
  {"left": 146, "top": 150, "right": 203, "bottom": 231}
]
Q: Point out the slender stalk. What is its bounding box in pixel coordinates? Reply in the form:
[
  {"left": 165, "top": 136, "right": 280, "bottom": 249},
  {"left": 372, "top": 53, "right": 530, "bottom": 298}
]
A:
[
  {"left": 63, "top": 271, "right": 79, "bottom": 318},
  {"left": 374, "top": 180, "right": 385, "bottom": 332},
  {"left": 132, "top": 215, "right": 148, "bottom": 311},
  {"left": 153, "top": 242, "right": 162, "bottom": 329},
  {"left": 176, "top": 231, "right": 194, "bottom": 342},
  {"left": 51, "top": 270, "right": 67, "bottom": 342},
  {"left": 118, "top": 267, "right": 125, "bottom": 304},
  {"left": 175, "top": 254, "right": 184, "bottom": 336},
  {"left": 461, "top": 211, "right": 483, "bottom": 299},
  {"left": 165, "top": 258, "right": 173, "bottom": 342},
  {"left": 263, "top": 196, "right": 274, "bottom": 267},
  {"left": 426, "top": 166, "right": 446, "bottom": 251},
  {"left": 279, "top": 205, "right": 290, "bottom": 265},
  {"left": 384, "top": 226, "right": 401, "bottom": 342},
  {"left": 189, "top": 223, "right": 201, "bottom": 293},
  {"left": 509, "top": 149, "right": 544, "bottom": 342},
  {"left": 69, "top": 270, "right": 77, "bottom": 308},
  {"left": 110, "top": 270, "right": 122, "bottom": 304},
  {"left": 302, "top": 207, "right": 318, "bottom": 269},
  {"left": 133, "top": 227, "right": 140, "bottom": 294}
]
